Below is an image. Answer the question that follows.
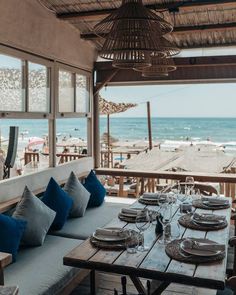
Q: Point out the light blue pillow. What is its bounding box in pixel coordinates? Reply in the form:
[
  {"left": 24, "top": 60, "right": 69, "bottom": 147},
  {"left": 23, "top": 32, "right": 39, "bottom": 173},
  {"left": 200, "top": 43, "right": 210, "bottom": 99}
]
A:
[
  {"left": 42, "top": 178, "right": 73, "bottom": 230},
  {"left": 13, "top": 186, "right": 56, "bottom": 246},
  {"left": 64, "top": 172, "right": 90, "bottom": 217},
  {"left": 84, "top": 170, "right": 106, "bottom": 207},
  {"left": 0, "top": 214, "right": 27, "bottom": 262}
]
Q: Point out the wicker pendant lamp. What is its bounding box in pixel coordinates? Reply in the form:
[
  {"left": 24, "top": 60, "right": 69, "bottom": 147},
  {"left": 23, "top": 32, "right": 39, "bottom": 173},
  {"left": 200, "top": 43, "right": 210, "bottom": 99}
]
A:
[
  {"left": 140, "top": 56, "right": 176, "bottom": 77},
  {"left": 100, "top": 19, "right": 167, "bottom": 69},
  {"left": 94, "top": 0, "right": 173, "bottom": 36},
  {"left": 94, "top": 0, "right": 179, "bottom": 70},
  {"left": 159, "top": 37, "right": 181, "bottom": 56}
]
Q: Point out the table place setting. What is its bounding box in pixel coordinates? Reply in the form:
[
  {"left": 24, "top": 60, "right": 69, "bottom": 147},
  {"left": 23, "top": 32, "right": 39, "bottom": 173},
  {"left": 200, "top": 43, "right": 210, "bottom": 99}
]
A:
[
  {"left": 138, "top": 192, "right": 171, "bottom": 205},
  {"left": 118, "top": 207, "right": 144, "bottom": 222},
  {"left": 90, "top": 227, "right": 141, "bottom": 250},
  {"left": 165, "top": 237, "right": 226, "bottom": 264},
  {"left": 178, "top": 212, "right": 228, "bottom": 231},
  {"left": 193, "top": 197, "right": 230, "bottom": 210}
]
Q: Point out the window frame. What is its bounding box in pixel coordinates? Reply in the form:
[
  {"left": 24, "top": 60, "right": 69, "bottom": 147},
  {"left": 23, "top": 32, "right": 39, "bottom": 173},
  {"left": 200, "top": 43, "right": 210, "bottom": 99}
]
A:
[{"left": 0, "top": 45, "right": 93, "bottom": 169}]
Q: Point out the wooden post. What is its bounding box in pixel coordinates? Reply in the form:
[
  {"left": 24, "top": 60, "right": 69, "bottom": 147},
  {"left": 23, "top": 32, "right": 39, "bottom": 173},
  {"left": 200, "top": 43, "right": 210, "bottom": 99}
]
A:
[
  {"left": 147, "top": 101, "right": 153, "bottom": 150},
  {"left": 107, "top": 114, "right": 110, "bottom": 168},
  {"left": 93, "top": 93, "right": 100, "bottom": 168}
]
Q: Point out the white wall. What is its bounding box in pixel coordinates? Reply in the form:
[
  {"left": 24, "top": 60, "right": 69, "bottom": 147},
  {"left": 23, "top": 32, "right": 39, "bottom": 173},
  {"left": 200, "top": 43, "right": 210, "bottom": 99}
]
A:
[{"left": 0, "top": 0, "right": 96, "bottom": 70}]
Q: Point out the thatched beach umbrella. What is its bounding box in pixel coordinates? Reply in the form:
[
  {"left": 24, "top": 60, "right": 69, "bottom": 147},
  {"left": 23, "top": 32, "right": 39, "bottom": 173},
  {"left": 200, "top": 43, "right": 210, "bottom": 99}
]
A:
[{"left": 99, "top": 96, "right": 137, "bottom": 167}]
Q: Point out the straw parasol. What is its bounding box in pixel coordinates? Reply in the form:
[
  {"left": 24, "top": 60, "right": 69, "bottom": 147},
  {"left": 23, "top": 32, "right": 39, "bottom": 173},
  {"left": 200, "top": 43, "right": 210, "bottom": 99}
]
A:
[{"left": 99, "top": 96, "right": 137, "bottom": 167}]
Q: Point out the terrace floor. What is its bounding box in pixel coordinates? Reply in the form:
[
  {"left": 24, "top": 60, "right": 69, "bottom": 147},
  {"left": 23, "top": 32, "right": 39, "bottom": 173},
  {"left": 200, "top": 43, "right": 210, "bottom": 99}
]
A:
[{"left": 71, "top": 272, "right": 219, "bottom": 295}]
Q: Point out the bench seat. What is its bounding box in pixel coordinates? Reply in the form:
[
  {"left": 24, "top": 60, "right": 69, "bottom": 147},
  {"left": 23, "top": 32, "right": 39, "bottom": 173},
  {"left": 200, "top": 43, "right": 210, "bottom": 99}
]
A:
[
  {"left": 4, "top": 235, "right": 83, "bottom": 295},
  {"left": 49, "top": 201, "right": 129, "bottom": 240}
]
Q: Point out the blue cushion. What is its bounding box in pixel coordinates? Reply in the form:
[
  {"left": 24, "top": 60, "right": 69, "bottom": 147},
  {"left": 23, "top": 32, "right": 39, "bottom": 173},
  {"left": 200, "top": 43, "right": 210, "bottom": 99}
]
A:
[
  {"left": 0, "top": 214, "right": 27, "bottom": 262},
  {"left": 84, "top": 170, "right": 106, "bottom": 207},
  {"left": 42, "top": 178, "right": 73, "bottom": 230}
]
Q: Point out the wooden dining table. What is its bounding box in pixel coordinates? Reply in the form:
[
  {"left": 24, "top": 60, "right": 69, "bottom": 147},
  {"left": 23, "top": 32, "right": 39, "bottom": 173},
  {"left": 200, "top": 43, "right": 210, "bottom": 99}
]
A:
[{"left": 63, "top": 198, "right": 231, "bottom": 295}]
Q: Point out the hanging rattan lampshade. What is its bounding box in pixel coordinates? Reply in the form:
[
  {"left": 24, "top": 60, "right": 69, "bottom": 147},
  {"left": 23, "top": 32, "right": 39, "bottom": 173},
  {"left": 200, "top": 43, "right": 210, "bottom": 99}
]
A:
[
  {"left": 158, "top": 37, "right": 181, "bottom": 56},
  {"left": 139, "top": 56, "right": 176, "bottom": 77},
  {"left": 100, "top": 20, "right": 167, "bottom": 69},
  {"left": 94, "top": 0, "right": 173, "bottom": 36}
]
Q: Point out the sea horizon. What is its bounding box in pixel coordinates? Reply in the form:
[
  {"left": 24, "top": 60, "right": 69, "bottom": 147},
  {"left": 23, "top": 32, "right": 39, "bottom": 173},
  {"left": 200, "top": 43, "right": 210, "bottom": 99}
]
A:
[{"left": 1, "top": 117, "right": 236, "bottom": 154}]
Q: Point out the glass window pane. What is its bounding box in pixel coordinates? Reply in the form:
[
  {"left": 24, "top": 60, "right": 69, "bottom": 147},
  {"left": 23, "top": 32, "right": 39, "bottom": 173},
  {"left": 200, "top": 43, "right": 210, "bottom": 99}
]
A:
[
  {"left": 56, "top": 118, "right": 88, "bottom": 165},
  {"left": 28, "top": 62, "right": 50, "bottom": 112},
  {"left": 0, "top": 54, "right": 24, "bottom": 111},
  {"left": 59, "top": 70, "right": 74, "bottom": 112},
  {"left": 0, "top": 119, "right": 49, "bottom": 180},
  {"left": 76, "top": 74, "right": 90, "bottom": 113}
]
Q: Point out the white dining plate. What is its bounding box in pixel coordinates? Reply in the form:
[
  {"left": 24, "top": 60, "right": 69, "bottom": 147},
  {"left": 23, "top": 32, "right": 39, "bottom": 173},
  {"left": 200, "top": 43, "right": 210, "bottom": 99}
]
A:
[
  {"left": 180, "top": 238, "right": 223, "bottom": 257},
  {"left": 119, "top": 212, "right": 137, "bottom": 218},
  {"left": 92, "top": 227, "right": 127, "bottom": 242}
]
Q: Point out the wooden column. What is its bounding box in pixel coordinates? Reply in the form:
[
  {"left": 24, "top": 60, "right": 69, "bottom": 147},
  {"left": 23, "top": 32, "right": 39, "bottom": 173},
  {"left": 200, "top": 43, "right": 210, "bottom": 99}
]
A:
[
  {"left": 147, "top": 101, "right": 153, "bottom": 150},
  {"left": 93, "top": 93, "right": 100, "bottom": 168},
  {"left": 107, "top": 114, "right": 110, "bottom": 168}
]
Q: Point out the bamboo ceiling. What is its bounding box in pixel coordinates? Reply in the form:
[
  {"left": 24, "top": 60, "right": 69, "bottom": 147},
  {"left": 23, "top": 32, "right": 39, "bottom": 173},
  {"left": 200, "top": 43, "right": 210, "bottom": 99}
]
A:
[{"left": 39, "top": 0, "right": 236, "bottom": 50}]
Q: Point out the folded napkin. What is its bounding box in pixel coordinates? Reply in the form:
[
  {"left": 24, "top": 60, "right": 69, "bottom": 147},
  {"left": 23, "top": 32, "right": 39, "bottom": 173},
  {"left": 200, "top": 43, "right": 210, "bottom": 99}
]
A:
[
  {"left": 184, "top": 239, "right": 225, "bottom": 253},
  {"left": 193, "top": 213, "right": 226, "bottom": 222},
  {"left": 121, "top": 208, "right": 140, "bottom": 216},
  {"left": 203, "top": 198, "right": 229, "bottom": 205},
  {"left": 95, "top": 228, "right": 124, "bottom": 237},
  {"left": 142, "top": 193, "right": 166, "bottom": 200}
]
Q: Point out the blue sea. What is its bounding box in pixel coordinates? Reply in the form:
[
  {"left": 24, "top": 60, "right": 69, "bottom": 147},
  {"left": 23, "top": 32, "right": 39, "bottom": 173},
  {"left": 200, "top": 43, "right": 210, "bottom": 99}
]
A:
[{"left": 0, "top": 117, "right": 236, "bottom": 153}]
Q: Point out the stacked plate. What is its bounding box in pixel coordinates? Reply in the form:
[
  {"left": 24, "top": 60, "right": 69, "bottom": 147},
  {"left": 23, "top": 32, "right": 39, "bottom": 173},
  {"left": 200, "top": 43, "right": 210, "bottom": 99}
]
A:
[
  {"left": 118, "top": 208, "right": 143, "bottom": 222},
  {"left": 138, "top": 192, "right": 168, "bottom": 205},
  {"left": 180, "top": 238, "right": 225, "bottom": 258},
  {"left": 201, "top": 197, "right": 229, "bottom": 209},
  {"left": 191, "top": 213, "right": 226, "bottom": 227},
  {"left": 90, "top": 227, "right": 128, "bottom": 249}
]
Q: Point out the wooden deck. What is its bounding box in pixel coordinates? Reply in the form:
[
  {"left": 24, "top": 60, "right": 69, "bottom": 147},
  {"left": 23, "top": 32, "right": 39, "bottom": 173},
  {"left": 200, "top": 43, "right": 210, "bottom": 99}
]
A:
[{"left": 70, "top": 272, "right": 218, "bottom": 295}]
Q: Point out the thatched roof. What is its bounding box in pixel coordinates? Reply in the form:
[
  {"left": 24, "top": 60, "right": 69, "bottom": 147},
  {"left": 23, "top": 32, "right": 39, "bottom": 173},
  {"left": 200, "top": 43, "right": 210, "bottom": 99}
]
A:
[{"left": 39, "top": 1, "right": 236, "bottom": 50}]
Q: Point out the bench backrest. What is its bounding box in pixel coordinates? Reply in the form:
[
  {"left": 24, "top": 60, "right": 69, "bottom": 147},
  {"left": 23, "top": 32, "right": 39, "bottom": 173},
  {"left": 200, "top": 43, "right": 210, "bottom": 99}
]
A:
[{"left": 0, "top": 157, "right": 93, "bottom": 213}]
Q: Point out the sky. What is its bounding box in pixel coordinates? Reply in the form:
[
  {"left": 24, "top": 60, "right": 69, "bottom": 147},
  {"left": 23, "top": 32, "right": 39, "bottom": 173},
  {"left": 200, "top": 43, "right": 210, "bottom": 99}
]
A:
[
  {"left": 100, "top": 83, "right": 236, "bottom": 118},
  {"left": 100, "top": 47, "right": 236, "bottom": 118}
]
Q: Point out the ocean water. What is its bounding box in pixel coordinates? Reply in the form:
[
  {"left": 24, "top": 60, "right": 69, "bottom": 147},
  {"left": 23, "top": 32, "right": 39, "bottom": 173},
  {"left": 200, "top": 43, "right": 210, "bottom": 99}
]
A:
[{"left": 0, "top": 117, "right": 236, "bottom": 152}]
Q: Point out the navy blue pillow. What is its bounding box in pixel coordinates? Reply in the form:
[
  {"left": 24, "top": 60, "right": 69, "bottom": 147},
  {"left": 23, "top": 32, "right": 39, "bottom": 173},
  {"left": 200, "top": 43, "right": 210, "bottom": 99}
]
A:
[
  {"left": 84, "top": 170, "right": 106, "bottom": 207},
  {"left": 42, "top": 178, "right": 73, "bottom": 230},
  {"left": 0, "top": 214, "right": 27, "bottom": 262}
]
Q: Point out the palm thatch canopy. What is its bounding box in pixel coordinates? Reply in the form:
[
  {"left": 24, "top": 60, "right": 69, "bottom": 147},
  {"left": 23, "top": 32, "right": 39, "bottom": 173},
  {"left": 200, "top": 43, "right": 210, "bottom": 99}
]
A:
[
  {"left": 39, "top": 1, "right": 236, "bottom": 50},
  {"left": 99, "top": 96, "right": 137, "bottom": 115}
]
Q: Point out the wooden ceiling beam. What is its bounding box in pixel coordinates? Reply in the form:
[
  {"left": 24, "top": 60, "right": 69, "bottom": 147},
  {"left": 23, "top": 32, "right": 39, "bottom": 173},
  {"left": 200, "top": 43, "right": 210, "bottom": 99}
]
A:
[
  {"left": 96, "top": 65, "right": 236, "bottom": 85},
  {"left": 95, "top": 56, "right": 236, "bottom": 71},
  {"left": 57, "top": 0, "right": 236, "bottom": 21},
  {"left": 80, "top": 22, "right": 236, "bottom": 40}
]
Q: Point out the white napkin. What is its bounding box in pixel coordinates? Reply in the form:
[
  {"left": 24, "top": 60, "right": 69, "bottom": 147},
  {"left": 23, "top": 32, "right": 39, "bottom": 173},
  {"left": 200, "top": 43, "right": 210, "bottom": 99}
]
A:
[
  {"left": 142, "top": 193, "right": 166, "bottom": 200},
  {"left": 121, "top": 208, "right": 140, "bottom": 216},
  {"left": 203, "top": 197, "right": 229, "bottom": 205},
  {"left": 95, "top": 228, "right": 124, "bottom": 237},
  {"left": 193, "top": 213, "right": 226, "bottom": 222},
  {"left": 184, "top": 239, "right": 225, "bottom": 253}
]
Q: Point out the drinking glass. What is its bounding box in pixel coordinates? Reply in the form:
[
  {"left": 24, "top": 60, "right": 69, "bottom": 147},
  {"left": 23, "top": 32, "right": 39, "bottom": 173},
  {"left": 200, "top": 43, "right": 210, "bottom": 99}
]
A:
[
  {"left": 185, "top": 176, "right": 195, "bottom": 196},
  {"left": 135, "top": 209, "right": 150, "bottom": 252},
  {"left": 125, "top": 229, "right": 139, "bottom": 254},
  {"left": 158, "top": 203, "right": 172, "bottom": 244}
]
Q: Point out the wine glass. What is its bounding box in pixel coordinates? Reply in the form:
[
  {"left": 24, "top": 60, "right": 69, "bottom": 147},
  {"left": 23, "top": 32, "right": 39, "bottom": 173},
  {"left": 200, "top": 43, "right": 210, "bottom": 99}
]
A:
[
  {"left": 185, "top": 176, "right": 195, "bottom": 197},
  {"left": 135, "top": 209, "right": 150, "bottom": 252},
  {"left": 158, "top": 204, "right": 172, "bottom": 244}
]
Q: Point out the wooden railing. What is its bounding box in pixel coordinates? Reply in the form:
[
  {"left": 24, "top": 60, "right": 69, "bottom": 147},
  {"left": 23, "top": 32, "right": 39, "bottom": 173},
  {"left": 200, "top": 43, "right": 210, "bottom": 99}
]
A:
[{"left": 95, "top": 168, "right": 236, "bottom": 200}]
